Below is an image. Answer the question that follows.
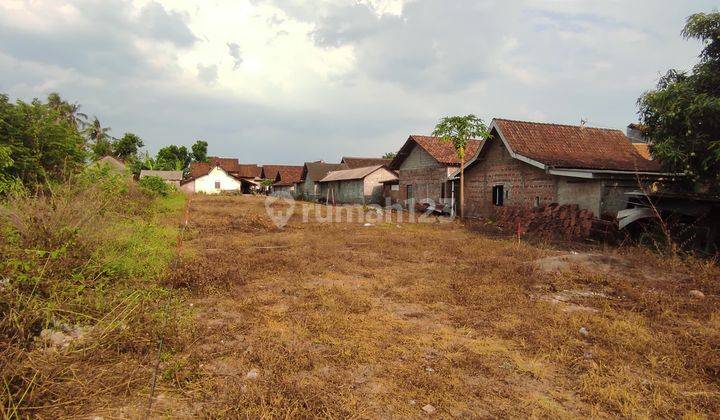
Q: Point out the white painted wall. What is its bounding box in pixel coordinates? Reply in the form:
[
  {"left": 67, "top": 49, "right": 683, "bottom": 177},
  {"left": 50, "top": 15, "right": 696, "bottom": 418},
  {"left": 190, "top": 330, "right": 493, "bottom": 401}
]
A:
[{"left": 193, "top": 167, "right": 241, "bottom": 194}]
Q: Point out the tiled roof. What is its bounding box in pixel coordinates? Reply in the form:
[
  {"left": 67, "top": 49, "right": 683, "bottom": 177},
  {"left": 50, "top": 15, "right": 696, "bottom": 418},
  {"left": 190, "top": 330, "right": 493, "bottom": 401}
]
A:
[
  {"left": 341, "top": 157, "right": 392, "bottom": 169},
  {"left": 303, "top": 162, "right": 345, "bottom": 182},
  {"left": 320, "top": 165, "right": 387, "bottom": 182},
  {"left": 262, "top": 165, "right": 302, "bottom": 180},
  {"left": 632, "top": 143, "right": 652, "bottom": 160},
  {"left": 235, "top": 164, "right": 261, "bottom": 178},
  {"left": 188, "top": 162, "right": 211, "bottom": 178},
  {"left": 208, "top": 157, "right": 241, "bottom": 172},
  {"left": 275, "top": 166, "right": 303, "bottom": 183},
  {"left": 493, "top": 119, "right": 661, "bottom": 172},
  {"left": 389, "top": 136, "right": 484, "bottom": 169}
]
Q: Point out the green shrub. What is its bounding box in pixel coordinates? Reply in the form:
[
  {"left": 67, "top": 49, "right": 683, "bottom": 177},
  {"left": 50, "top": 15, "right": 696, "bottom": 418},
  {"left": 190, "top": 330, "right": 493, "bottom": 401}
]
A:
[
  {"left": 0, "top": 168, "right": 189, "bottom": 416},
  {"left": 139, "top": 175, "right": 171, "bottom": 196}
]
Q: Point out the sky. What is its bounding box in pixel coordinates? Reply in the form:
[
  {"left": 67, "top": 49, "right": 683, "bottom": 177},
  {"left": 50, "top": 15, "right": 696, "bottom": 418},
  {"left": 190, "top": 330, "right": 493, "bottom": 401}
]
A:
[{"left": 0, "top": 0, "right": 715, "bottom": 164}]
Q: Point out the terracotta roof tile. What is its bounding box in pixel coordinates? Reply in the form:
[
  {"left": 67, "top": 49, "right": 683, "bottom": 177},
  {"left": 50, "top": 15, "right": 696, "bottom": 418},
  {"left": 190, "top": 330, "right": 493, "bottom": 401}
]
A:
[
  {"left": 275, "top": 166, "right": 303, "bottom": 183},
  {"left": 493, "top": 119, "right": 662, "bottom": 172},
  {"left": 632, "top": 143, "right": 652, "bottom": 160},
  {"left": 235, "top": 164, "right": 261, "bottom": 178},
  {"left": 303, "top": 162, "right": 345, "bottom": 181},
  {"left": 188, "top": 162, "right": 211, "bottom": 178},
  {"left": 390, "top": 136, "right": 484, "bottom": 169},
  {"left": 341, "top": 157, "right": 392, "bottom": 169},
  {"left": 262, "top": 165, "right": 302, "bottom": 181}
]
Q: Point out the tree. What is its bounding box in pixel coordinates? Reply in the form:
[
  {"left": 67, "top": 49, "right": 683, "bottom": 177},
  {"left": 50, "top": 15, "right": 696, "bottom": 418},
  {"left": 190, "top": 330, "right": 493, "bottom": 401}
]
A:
[
  {"left": 0, "top": 94, "right": 86, "bottom": 191},
  {"left": 156, "top": 145, "right": 190, "bottom": 171},
  {"left": 85, "top": 117, "right": 112, "bottom": 159},
  {"left": 113, "top": 132, "right": 144, "bottom": 160},
  {"left": 638, "top": 11, "right": 720, "bottom": 193},
  {"left": 47, "top": 92, "right": 87, "bottom": 129},
  {"left": 191, "top": 140, "right": 208, "bottom": 162},
  {"left": 432, "top": 115, "right": 489, "bottom": 217},
  {"left": 382, "top": 152, "right": 396, "bottom": 159}
]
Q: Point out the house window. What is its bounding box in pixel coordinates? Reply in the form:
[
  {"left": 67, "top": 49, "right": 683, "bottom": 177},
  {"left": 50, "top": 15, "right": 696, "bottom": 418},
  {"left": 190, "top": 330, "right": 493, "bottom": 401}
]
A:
[
  {"left": 215, "top": 181, "right": 221, "bottom": 189},
  {"left": 391, "top": 184, "right": 399, "bottom": 191},
  {"left": 406, "top": 184, "right": 413, "bottom": 200},
  {"left": 534, "top": 196, "right": 540, "bottom": 207},
  {"left": 492, "top": 185, "right": 504, "bottom": 206}
]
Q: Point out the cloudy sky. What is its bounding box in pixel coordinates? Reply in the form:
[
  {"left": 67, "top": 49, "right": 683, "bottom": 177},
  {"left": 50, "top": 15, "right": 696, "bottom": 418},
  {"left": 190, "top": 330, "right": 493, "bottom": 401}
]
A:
[{"left": 0, "top": 0, "right": 715, "bottom": 164}]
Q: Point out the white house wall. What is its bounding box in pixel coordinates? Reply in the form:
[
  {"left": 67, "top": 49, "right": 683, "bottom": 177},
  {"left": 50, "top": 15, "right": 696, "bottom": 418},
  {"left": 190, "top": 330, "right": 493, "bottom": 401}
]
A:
[{"left": 194, "top": 167, "right": 241, "bottom": 194}]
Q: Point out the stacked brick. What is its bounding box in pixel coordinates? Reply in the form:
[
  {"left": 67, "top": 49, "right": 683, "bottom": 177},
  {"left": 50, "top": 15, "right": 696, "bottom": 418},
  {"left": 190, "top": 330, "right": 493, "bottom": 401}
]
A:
[{"left": 493, "top": 203, "right": 618, "bottom": 242}]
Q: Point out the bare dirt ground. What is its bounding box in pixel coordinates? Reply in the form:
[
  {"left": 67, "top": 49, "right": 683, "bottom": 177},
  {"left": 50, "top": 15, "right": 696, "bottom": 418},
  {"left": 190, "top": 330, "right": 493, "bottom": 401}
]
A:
[{"left": 145, "top": 194, "right": 719, "bottom": 418}]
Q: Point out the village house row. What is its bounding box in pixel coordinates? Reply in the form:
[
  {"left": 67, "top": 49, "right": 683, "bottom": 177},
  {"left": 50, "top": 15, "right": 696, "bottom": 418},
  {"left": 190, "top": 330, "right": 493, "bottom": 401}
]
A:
[{"left": 169, "top": 118, "right": 663, "bottom": 220}]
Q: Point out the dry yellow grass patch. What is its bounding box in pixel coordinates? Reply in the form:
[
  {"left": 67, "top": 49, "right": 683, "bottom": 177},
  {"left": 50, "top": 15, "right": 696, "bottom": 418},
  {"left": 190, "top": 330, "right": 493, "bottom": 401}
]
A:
[{"left": 127, "top": 195, "right": 718, "bottom": 418}]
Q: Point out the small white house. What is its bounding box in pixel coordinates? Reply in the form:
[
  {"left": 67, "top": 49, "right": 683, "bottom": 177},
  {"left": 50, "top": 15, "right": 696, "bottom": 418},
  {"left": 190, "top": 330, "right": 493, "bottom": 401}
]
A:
[{"left": 180, "top": 166, "right": 241, "bottom": 194}]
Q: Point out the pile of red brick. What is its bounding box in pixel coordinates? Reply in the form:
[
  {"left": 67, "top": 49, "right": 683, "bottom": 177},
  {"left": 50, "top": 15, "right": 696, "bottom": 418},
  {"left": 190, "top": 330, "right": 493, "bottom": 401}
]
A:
[{"left": 494, "top": 203, "right": 618, "bottom": 242}]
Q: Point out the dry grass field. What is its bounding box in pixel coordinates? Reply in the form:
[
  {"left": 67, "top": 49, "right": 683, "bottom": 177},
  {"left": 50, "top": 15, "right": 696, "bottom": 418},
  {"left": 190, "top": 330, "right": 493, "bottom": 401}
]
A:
[{"left": 140, "top": 194, "right": 719, "bottom": 418}]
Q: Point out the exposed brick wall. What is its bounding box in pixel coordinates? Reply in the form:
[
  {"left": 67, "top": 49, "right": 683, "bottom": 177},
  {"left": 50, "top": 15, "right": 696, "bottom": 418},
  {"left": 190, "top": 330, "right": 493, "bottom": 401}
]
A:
[
  {"left": 463, "top": 136, "right": 557, "bottom": 217},
  {"left": 398, "top": 144, "right": 453, "bottom": 205}
]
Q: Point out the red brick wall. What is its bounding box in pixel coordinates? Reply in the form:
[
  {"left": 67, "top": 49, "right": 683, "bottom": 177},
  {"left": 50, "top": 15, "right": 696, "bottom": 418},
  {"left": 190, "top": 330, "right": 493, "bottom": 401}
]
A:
[
  {"left": 398, "top": 166, "right": 449, "bottom": 204},
  {"left": 464, "top": 136, "right": 557, "bottom": 217}
]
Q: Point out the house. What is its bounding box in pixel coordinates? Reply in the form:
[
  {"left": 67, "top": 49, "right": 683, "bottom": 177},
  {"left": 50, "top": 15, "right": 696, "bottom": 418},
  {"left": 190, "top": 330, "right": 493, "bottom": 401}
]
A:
[
  {"left": 139, "top": 170, "right": 183, "bottom": 187},
  {"left": 95, "top": 156, "right": 127, "bottom": 173},
  {"left": 180, "top": 165, "right": 241, "bottom": 194},
  {"left": 271, "top": 166, "right": 304, "bottom": 195},
  {"left": 340, "top": 156, "right": 392, "bottom": 169},
  {"left": 298, "top": 161, "right": 345, "bottom": 201},
  {"left": 457, "top": 118, "right": 667, "bottom": 219},
  {"left": 319, "top": 165, "right": 398, "bottom": 204},
  {"left": 388, "top": 135, "right": 483, "bottom": 208},
  {"left": 182, "top": 157, "right": 262, "bottom": 194}
]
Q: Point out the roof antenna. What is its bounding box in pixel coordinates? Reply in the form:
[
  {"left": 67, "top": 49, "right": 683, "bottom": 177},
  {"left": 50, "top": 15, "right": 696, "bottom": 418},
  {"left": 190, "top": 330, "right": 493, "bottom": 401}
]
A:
[{"left": 580, "top": 117, "right": 588, "bottom": 129}]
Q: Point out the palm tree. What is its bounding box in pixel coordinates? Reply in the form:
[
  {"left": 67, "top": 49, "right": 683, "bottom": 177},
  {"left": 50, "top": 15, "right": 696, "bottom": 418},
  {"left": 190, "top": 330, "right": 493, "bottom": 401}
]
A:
[
  {"left": 47, "top": 92, "right": 87, "bottom": 128},
  {"left": 85, "top": 117, "right": 111, "bottom": 143},
  {"left": 85, "top": 117, "right": 112, "bottom": 159},
  {"left": 432, "top": 115, "right": 489, "bottom": 218}
]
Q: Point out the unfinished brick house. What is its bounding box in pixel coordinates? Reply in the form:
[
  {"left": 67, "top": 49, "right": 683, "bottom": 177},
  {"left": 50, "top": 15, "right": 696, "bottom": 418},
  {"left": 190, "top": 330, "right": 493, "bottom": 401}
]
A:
[
  {"left": 297, "top": 161, "right": 345, "bottom": 201},
  {"left": 388, "top": 135, "right": 483, "bottom": 208},
  {"left": 458, "top": 119, "right": 667, "bottom": 219}
]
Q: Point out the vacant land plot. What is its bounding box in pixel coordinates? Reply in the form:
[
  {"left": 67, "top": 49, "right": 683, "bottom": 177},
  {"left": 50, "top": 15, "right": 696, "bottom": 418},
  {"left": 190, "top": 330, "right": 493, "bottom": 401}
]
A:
[{"left": 140, "top": 194, "right": 718, "bottom": 418}]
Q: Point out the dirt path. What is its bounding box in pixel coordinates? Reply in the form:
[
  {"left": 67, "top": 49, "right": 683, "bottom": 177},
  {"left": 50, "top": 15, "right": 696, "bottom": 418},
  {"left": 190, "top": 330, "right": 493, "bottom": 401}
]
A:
[{"left": 144, "top": 194, "right": 719, "bottom": 418}]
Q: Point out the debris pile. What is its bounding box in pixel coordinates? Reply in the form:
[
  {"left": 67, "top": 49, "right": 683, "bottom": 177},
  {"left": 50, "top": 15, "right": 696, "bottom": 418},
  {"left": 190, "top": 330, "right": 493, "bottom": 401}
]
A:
[{"left": 494, "top": 203, "right": 618, "bottom": 241}]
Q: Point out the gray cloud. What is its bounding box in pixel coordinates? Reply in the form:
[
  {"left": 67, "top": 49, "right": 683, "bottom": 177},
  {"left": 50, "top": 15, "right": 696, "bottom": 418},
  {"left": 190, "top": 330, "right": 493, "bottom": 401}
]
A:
[
  {"left": 308, "top": 0, "right": 522, "bottom": 91},
  {"left": 227, "top": 42, "right": 243, "bottom": 70},
  {"left": 0, "top": 0, "right": 196, "bottom": 80},
  {"left": 196, "top": 63, "right": 218, "bottom": 85},
  {"left": 138, "top": 1, "right": 198, "bottom": 46},
  {"left": 1, "top": 0, "right": 717, "bottom": 166}
]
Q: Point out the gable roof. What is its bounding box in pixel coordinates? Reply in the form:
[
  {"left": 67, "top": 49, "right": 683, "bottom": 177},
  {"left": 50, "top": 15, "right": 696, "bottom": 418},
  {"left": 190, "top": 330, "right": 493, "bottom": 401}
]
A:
[
  {"left": 492, "top": 119, "right": 662, "bottom": 172},
  {"left": 262, "top": 165, "right": 302, "bottom": 180},
  {"left": 320, "top": 165, "right": 393, "bottom": 182},
  {"left": 389, "top": 135, "right": 484, "bottom": 169},
  {"left": 181, "top": 164, "right": 241, "bottom": 185},
  {"left": 96, "top": 156, "right": 126, "bottom": 171},
  {"left": 191, "top": 157, "right": 260, "bottom": 179},
  {"left": 632, "top": 143, "right": 652, "bottom": 160},
  {"left": 302, "top": 162, "right": 345, "bottom": 181},
  {"left": 275, "top": 165, "right": 303, "bottom": 183},
  {"left": 208, "top": 157, "right": 241, "bottom": 172},
  {"left": 139, "top": 170, "right": 182, "bottom": 181},
  {"left": 236, "top": 164, "right": 261, "bottom": 178},
  {"left": 189, "top": 162, "right": 212, "bottom": 178},
  {"left": 341, "top": 156, "right": 392, "bottom": 169}
]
